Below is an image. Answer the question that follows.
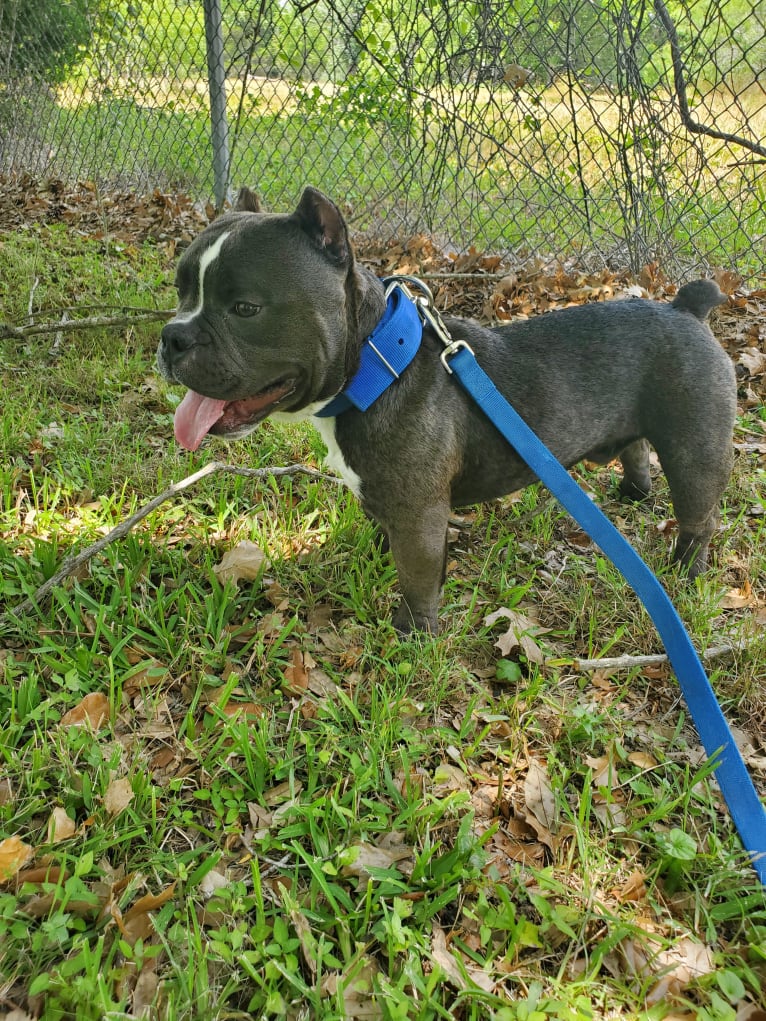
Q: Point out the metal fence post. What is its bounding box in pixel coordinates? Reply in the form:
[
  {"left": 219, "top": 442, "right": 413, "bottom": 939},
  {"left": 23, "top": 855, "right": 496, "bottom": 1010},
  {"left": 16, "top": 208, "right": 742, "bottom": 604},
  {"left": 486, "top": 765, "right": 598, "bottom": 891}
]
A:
[{"left": 203, "top": 0, "right": 230, "bottom": 210}]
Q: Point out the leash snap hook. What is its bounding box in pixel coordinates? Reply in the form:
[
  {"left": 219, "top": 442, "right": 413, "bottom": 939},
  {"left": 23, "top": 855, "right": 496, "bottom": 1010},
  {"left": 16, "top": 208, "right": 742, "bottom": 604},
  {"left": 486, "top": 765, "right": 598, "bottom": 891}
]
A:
[{"left": 439, "top": 339, "right": 472, "bottom": 374}]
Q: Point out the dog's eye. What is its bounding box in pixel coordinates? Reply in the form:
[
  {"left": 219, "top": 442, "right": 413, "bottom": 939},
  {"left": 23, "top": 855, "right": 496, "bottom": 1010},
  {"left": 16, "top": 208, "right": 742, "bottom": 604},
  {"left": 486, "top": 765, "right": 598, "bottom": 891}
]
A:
[{"left": 234, "top": 301, "right": 261, "bottom": 317}]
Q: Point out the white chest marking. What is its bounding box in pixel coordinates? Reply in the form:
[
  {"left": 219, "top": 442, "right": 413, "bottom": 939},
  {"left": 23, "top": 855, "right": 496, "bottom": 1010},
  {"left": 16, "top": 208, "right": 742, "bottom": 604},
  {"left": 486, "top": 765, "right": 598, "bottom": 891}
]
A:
[
  {"left": 170, "top": 231, "right": 231, "bottom": 326},
  {"left": 312, "top": 416, "right": 363, "bottom": 497},
  {"left": 275, "top": 403, "right": 363, "bottom": 498}
]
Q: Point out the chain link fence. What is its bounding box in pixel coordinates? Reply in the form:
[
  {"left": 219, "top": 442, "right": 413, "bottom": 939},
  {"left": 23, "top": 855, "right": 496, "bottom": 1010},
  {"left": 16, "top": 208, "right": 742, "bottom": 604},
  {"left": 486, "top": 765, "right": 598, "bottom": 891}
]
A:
[{"left": 1, "top": 0, "right": 764, "bottom": 276}]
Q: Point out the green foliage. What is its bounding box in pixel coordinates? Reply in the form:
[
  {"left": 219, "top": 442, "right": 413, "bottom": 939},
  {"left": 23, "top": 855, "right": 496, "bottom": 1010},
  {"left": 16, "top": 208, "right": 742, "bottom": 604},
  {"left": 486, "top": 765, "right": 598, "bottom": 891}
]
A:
[
  {"left": 228, "top": 0, "right": 341, "bottom": 80},
  {"left": 0, "top": 0, "right": 91, "bottom": 82},
  {"left": 294, "top": 67, "right": 415, "bottom": 141},
  {"left": 71, "top": 0, "right": 207, "bottom": 82},
  {"left": 667, "top": 0, "right": 766, "bottom": 85}
]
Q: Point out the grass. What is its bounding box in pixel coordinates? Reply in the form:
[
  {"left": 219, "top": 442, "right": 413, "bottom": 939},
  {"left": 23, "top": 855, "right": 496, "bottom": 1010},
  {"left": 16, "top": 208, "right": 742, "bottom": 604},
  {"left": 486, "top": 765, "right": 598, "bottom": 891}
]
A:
[{"left": 1, "top": 221, "right": 766, "bottom": 1019}]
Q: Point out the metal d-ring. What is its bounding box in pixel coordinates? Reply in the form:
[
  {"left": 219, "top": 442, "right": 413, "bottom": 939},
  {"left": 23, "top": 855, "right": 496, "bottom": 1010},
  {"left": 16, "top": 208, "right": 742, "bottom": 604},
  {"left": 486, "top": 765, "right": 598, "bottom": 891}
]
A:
[
  {"left": 439, "top": 339, "right": 473, "bottom": 374},
  {"left": 382, "top": 274, "right": 434, "bottom": 305}
]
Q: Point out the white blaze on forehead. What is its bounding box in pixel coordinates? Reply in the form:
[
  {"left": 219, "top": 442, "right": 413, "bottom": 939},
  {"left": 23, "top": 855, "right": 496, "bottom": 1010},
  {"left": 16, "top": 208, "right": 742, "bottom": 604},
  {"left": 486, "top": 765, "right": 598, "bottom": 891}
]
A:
[{"left": 170, "top": 230, "right": 232, "bottom": 325}]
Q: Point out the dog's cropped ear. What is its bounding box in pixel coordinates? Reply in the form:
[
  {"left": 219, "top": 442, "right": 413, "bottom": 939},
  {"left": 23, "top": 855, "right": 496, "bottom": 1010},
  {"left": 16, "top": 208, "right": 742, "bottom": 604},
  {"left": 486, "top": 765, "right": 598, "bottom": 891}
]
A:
[
  {"left": 291, "top": 187, "right": 350, "bottom": 265},
  {"left": 234, "top": 186, "right": 261, "bottom": 212}
]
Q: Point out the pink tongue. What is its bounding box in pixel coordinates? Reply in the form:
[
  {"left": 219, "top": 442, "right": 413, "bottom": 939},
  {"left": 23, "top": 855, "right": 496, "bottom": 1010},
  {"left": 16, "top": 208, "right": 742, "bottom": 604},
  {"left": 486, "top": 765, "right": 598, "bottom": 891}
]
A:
[{"left": 174, "top": 390, "right": 227, "bottom": 451}]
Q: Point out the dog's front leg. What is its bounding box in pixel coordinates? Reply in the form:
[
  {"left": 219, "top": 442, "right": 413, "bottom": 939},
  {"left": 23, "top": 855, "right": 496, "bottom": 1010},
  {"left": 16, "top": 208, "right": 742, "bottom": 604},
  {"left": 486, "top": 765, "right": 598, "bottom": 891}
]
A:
[{"left": 386, "top": 506, "right": 450, "bottom": 634}]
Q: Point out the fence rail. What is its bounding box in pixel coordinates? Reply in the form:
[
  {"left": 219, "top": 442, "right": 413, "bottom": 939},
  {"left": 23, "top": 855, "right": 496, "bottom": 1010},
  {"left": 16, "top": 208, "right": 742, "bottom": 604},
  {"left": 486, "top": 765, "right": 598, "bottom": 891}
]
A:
[{"left": 1, "top": 0, "right": 764, "bottom": 278}]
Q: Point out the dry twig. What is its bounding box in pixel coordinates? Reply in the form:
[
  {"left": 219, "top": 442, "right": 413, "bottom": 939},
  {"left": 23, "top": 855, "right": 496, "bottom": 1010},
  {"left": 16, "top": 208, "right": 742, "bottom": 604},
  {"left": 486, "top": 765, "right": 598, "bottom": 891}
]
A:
[
  {"left": 3, "top": 461, "right": 340, "bottom": 626},
  {"left": 0, "top": 308, "right": 173, "bottom": 341},
  {"left": 572, "top": 640, "right": 747, "bottom": 672}
]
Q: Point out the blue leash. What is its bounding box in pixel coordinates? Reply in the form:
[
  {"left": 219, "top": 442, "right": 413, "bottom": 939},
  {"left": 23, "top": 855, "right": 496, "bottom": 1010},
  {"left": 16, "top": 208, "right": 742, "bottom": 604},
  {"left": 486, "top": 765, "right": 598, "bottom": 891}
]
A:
[{"left": 448, "top": 343, "right": 766, "bottom": 883}]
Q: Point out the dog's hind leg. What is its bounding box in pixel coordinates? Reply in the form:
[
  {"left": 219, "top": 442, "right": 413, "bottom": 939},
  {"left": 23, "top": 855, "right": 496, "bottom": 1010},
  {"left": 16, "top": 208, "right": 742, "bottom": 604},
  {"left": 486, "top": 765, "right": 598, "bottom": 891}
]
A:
[
  {"left": 654, "top": 435, "right": 733, "bottom": 578},
  {"left": 618, "top": 438, "right": 653, "bottom": 501}
]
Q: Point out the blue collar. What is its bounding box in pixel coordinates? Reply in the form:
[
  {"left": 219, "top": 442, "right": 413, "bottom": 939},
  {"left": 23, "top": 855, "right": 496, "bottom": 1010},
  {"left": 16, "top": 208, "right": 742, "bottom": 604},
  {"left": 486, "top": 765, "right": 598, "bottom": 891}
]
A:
[{"left": 315, "top": 284, "right": 423, "bottom": 417}]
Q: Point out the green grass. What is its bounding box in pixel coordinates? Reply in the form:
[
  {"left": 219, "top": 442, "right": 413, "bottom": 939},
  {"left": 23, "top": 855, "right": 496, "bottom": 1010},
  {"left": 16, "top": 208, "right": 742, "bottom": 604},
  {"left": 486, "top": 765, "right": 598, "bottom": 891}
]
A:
[{"left": 1, "top": 224, "right": 766, "bottom": 1019}]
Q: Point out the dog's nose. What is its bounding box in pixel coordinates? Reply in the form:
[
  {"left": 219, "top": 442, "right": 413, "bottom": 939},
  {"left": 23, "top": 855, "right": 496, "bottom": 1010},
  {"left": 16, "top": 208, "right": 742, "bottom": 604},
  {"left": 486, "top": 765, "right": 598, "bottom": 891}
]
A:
[{"left": 161, "top": 320, "right": 195, "bottom": 355}]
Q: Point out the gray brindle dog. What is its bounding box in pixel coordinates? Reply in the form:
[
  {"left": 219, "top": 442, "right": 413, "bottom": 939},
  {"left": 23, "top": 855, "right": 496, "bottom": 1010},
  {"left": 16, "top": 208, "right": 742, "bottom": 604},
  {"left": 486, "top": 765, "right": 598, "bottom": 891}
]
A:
[{"left": 157, "top": 186, "right": 737, "bottom": 633}]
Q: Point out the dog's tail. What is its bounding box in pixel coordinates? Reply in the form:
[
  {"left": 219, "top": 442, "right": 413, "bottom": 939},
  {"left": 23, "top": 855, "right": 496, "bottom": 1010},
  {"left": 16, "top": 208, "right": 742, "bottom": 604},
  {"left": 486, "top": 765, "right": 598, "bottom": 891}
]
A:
[{"left": 671, "top": 279, "right": 727, "bottom": 321}]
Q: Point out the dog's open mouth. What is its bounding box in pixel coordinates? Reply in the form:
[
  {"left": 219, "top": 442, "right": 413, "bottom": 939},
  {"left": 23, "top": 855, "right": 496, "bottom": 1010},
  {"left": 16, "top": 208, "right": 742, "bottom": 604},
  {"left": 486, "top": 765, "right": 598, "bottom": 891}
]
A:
[{"left": 174, "top": 379, "right": 296, "bottom": 451}]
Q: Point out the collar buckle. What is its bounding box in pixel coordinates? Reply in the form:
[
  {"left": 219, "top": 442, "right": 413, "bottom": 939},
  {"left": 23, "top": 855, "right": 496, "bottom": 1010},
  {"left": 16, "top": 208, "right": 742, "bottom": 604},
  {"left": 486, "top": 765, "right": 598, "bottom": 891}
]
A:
[
  {"left": 315, "top": 279, "right": 423, "bottom": 417},
  {"left": 316, "top": 274, "right": 474, "bottom": 418}
]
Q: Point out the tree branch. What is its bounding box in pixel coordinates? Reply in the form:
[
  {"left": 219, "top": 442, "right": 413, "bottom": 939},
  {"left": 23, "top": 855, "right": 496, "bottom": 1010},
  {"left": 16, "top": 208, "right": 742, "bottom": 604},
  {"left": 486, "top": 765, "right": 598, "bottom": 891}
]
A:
[
  {"left": 573, "top": 640, "right": 747, "bottom": 672},
  {"left": 654, "top": 0, "right": 766, "bottom": 158},
  {"left": 2, "top": 462, "right": 341, "bottom": 626}
]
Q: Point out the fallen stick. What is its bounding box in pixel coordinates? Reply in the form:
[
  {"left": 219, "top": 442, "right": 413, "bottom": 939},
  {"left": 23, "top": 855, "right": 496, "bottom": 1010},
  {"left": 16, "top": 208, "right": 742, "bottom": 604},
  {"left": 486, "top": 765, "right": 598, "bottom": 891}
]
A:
[
  {"left": 0, "top": 308, "right": 173, "bottom": 341},
  {"left": 3, "top": 461, "right": 340, "bottom": 625},
  {"left": 572, "top": 640, "right": 748, "bottom": 672},
  {"left": 6, "top": 465, "right": 755, "bottom": 673}
]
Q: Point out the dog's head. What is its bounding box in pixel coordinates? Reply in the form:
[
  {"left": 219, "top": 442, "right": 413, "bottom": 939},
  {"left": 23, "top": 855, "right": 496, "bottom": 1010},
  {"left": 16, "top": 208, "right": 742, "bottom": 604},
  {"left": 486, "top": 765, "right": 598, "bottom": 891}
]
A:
[{"left": 157, "top": 187, "right": 360, "bottom": 450}]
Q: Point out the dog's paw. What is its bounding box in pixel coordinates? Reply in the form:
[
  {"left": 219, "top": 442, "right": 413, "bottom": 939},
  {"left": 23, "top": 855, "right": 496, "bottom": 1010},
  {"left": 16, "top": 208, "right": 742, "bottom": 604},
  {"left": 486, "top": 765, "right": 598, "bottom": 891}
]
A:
[
  {"left": 618, "top": 477, "right": 652, "bottom": 502},
  {"left": 392, "top": 603, "right": 438, "bottom": 635}
]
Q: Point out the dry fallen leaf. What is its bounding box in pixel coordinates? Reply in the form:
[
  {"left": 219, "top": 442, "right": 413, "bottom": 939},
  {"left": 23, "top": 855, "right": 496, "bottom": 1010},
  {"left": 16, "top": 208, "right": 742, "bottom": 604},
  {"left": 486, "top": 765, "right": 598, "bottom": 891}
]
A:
[
  {"left": 484, "top": 607, "right": 547, "bottom": 663},
  {"left": 736, "top": 1004, "right": 766, "bottom": 1021},
  {"left": 738, "top": 347, "right": 766, "bottom": 376},
  {"left": 103, "top": 777, "right": 134, "bottom": 816},
  {"left": 647, "top": 939, "right": 716, "bottom": 1003},
  {"left": 283, "top": 647, "right": 310, "bottom": 696},
  {"left": 15, "top": 865, "right": 67, "bottom": 886},
  {"left": 279, "top": 882, "right": 318, "bottom": 979},
  {"left": 489, "top": 827, "right": 546, "bottom": 867},
  {"left": 720, "top": 579, "right": 757, "bottom": 609},
  {"left": 114, "top": 882, "right": 176, "bottom": 946},
  {"left": 60, "top": 692, "right": 110, "bottom": 730},
  {"left": 321, "top": 956, "right": 382, "bottom": 1019},
  {"left": 430, "top": 924, "right": 495, "bottom": 992},
  {"left": 614, "top": 869, "right": 648, "bottom": 903},
  {"left": 47, "top": 807, "right": 76, "bottom": 844},
  {"left": 208, "top": 700, "right": 264, "bottom": 720},
  {"left": 199, "top": 868, "right": 230, "bottom": 899},
  {"left": 124, "top": 883, "right": 177, "bottom": 922},
  {"left": 585, "top": 753, "right": 617, "bottom": 789},
  {"left": 433, "top": 762, "right": 470, "bottom": 794},
  {"left": 131, "top": 969, "right": 160, "bottom": 1017},
  {"left": 621, "top": 934, "right": 715, "bottom": 1005},
  {"left": 523, "top": 759, "right": 558, "bottom": 833},
  {"left": 713, "top": 268, "right": 742, "bottom": 294},
  {"left": 0, "top": 835, "right": 34, "bottom": 882},
  {"left": 628, "top": 750, "right": 658, "bottom": 770},
  {"left": 341, "top": 841, "right": 414, "bottom": 884},
  {"left": 213, "top": 539, "right": 269, "bottom": 588}
]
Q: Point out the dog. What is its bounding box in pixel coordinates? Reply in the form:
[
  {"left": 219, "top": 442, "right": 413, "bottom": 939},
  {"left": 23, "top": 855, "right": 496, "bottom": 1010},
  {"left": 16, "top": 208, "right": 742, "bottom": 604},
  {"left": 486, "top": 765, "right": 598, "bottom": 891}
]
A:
[{"left": 157, "top": 186, "right": 736, "bottom": 632}]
